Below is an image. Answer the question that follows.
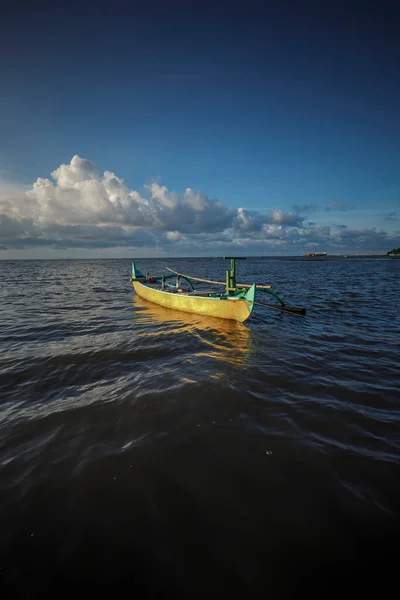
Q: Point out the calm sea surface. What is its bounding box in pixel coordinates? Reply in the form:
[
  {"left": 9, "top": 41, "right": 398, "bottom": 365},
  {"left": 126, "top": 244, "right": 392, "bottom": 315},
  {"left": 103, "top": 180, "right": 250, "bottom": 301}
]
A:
[{"left": 0, "top": 257, "right": 399, "bottom": 598}]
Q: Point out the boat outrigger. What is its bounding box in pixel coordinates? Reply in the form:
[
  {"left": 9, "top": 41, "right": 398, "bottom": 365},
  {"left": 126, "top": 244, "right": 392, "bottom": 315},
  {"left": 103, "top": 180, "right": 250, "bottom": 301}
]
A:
[{"left": 131, "top": 257, "right": 306, "bottom": 323}]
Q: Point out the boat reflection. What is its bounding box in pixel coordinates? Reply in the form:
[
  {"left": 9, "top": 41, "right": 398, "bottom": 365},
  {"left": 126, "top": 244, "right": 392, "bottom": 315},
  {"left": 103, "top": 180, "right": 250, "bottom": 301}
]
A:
[{"left": 132, "top": 294, "right": 252, "bottom": 367}]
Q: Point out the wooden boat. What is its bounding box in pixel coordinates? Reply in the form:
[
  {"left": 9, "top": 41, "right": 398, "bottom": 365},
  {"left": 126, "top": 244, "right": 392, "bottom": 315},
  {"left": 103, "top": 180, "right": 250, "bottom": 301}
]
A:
[
  {"left": 303, "top": 251, "right": 327, "bottom": 260},
  {"left": 131, "top": 257, "right": 306, "bottom": 322}
]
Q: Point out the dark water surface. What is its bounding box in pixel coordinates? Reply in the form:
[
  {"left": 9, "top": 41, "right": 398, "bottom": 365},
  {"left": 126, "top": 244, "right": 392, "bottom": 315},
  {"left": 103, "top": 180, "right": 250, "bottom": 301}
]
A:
[{"left": 1, "top": 258, "right": 399, "bottom": 598}]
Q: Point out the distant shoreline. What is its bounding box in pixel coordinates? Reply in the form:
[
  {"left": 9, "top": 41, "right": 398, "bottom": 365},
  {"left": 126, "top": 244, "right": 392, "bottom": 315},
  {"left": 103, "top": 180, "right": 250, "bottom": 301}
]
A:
[{"left": 0, "top": 254, "right": 394, "bottom": 261}]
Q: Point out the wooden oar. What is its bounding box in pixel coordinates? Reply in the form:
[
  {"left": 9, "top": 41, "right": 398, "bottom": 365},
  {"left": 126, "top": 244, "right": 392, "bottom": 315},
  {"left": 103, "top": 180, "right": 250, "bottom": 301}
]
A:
[{"left": 165, "top": 267, "right": 272, "bottom": 289}]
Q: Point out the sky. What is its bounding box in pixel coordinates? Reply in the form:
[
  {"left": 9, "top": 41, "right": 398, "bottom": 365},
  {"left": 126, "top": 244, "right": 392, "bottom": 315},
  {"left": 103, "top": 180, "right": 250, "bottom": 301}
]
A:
[{"left": 1, "top": 0, "right": 400, "bottom": 258}]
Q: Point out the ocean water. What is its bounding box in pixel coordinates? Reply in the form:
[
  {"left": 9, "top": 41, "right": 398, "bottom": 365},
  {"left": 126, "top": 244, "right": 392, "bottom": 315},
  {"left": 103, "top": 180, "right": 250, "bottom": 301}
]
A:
[{"left": 0, "top": 257, "right": 399, "bottom": 598}]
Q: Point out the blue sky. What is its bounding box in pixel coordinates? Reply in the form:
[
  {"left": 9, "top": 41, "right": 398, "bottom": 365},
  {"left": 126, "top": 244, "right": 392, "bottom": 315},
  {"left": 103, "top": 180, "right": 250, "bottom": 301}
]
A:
[{"left": 1, "top": 0, "right": 399, "bottom": 257}]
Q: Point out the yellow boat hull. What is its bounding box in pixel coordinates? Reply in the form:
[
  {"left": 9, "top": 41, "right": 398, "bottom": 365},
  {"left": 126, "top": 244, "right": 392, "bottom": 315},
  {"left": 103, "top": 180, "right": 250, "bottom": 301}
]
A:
[{"left": 132, "top": 280, "right": 255, "bottom": 323}]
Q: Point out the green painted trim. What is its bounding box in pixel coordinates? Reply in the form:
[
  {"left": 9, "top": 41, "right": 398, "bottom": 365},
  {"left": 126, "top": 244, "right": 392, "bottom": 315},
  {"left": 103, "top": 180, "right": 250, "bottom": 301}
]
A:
[
  {"left": 262, "top": 288, "right": 285, "bottom": 306},
  {"left": 175, "top": 274, "right": 195, "bottom": 290},
  {"left": 134, "top": 279, "right": 255, "bottom": 302},
  {"left": 244, "top": 283, "right": 256, "bottom": 318}
]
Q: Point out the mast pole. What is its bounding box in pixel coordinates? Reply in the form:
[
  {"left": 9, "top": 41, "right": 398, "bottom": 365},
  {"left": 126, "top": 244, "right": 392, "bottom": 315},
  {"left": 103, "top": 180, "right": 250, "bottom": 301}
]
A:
[{"left": 224, "top": 256, "right": 245, "bottom": 295}]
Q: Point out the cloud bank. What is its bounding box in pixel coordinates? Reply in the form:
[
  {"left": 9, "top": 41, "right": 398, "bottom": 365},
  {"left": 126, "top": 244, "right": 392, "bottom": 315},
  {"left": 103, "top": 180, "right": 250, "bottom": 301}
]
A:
[{"left": 1, "top": 155, "right": 399, "bottom": 255}]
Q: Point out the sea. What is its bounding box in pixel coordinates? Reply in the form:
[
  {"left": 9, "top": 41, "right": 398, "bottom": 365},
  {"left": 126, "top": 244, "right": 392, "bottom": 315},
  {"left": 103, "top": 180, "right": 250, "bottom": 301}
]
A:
[{"left": 0, "top": 257, "right": 399, "bottom": 599}]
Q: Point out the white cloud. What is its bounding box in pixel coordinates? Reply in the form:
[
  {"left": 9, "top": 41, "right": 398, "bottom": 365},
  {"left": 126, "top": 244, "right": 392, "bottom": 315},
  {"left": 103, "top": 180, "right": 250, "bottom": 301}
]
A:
[
  {"left": 233, "top": 207, "right": 303, "bottom": 234},
  {"left": 3, "top": 155, "right": 233, "bottom": 235},
  {"left": 1, "top": 155, "right": 399, "bottom": 255}
]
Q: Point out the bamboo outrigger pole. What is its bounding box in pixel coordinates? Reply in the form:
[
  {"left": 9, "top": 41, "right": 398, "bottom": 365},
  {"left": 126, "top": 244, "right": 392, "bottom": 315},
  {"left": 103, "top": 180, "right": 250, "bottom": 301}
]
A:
[
  {"left": 165, "top": 267, "right": 272, "bottom": 289},
  {"left": 166, "top": 259, "right": 306, "bottom": 314}
]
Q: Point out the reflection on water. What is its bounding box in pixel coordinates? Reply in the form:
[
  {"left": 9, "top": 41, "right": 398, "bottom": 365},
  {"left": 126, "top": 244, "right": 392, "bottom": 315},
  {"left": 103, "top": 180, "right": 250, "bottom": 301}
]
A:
[
  {"left": 132, "top": 294, "right": 253, "bottom": 367},
  {"left": 0, "top": 258, "right": 399, "bottom": 599}
]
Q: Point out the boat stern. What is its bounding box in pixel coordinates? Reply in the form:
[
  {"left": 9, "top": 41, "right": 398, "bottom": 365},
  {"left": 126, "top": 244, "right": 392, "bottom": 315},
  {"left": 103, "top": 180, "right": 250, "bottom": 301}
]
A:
[
  {"left": 243, "top": 283, "right": 256, "bottom": 321},
  {"left": 131, "top": 260, "right": 145, "bottom": 286}
]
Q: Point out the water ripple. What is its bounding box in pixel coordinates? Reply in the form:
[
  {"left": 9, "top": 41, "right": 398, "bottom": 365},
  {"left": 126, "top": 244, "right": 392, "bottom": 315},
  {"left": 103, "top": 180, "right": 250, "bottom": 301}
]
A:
[{"left": 0, "top": 257, "right": 399, "bottom": 596}]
